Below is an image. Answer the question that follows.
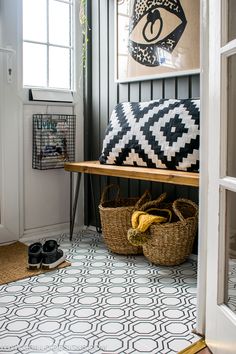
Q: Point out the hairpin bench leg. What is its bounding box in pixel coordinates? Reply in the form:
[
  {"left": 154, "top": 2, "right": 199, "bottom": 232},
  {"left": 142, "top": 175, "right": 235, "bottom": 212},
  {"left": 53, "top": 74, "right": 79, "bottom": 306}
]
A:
[
  {"left": 89, "top": 174, "right": 102, "bottom": 233},
  {"left": 70, "top": 172, "right": 81, "bottom": 241}
]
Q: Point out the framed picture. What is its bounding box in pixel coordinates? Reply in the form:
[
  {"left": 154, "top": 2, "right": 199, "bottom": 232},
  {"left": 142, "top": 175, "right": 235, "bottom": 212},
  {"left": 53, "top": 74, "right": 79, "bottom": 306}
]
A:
[{"left": 115, "top": 0, "right": 200, "bottom": 83}]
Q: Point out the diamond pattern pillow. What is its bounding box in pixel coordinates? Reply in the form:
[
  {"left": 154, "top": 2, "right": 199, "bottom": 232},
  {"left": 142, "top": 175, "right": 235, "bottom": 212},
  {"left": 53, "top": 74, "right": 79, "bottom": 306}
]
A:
[{"left": 99, "top": 99, "right": 200, "bottom": 172}]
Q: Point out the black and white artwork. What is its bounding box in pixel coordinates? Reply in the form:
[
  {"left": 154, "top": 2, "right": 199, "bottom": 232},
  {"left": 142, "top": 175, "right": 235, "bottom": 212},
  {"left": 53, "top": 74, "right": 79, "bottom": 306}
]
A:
[{"left": 116, "top": 0, "right": 200, "bottom": 82}]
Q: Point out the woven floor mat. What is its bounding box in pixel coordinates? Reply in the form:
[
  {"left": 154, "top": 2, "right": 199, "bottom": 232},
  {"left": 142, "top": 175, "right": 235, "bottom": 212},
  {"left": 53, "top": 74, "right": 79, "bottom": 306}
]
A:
[{"left": 0, "top": 241, "right": 70, "bottom": 285}]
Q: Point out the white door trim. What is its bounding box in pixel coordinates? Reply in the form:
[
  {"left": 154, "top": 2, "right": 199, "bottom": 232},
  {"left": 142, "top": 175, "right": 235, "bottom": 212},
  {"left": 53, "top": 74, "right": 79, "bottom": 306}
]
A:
[
  {"left": 0, "top": 1, "right": 22, "bottom": 244},
  {"left": 205, "top": 0, "right": 236, "bottom": 352},
  {"left": 0, "top": 52, "right": 21, "bottom": 243},
  {"left": 195, "top": 0, "right": 209, "bottom": 336}
]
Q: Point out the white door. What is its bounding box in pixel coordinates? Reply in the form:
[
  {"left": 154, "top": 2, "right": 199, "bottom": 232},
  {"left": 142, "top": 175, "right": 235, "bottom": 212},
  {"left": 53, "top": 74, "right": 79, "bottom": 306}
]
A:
[
  {"left": 0, "top": 48, "right": 20, "bottom": 244},
  {"left": 0, "top": 1, "right": 21, "bottom": 244},
  {"left": 205, "top": 0, "right": 236, "bottom": 352}
]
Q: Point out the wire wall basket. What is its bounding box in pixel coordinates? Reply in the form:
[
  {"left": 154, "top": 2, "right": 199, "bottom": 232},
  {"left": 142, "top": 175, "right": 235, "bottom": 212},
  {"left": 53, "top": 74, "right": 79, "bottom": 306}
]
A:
[{"left": 32, "top": 114, "right": 76, "bottom": 170}]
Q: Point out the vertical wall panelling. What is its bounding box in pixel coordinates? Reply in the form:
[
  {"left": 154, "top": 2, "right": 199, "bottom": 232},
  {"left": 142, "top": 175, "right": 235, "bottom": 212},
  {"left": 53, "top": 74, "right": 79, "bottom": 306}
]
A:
[
  {"left": 152, "top": 80, "right": 164, "bottom": 100},
  {"left": 175, "top": 76, "right": 191, "bottom": 199},
  {"left": 189, "top": 75, "right": 200, "bottom": 204},
  {"left": 99, "top": 0, "right": 109, "bottom": 146},
  {"left": 86, "top": 0, "right": 200, "bottom": 231},
  {"left": 191, "top": 74, "right": 201, "bottom": 98},
  {"left": 84, "top": 0, "right": 92, "bottom": 226},
  {"left": 98, "top": 0, "right": 110, "bottom": 218},
  {"left": 106, "top": 0, "right": 119, "bottom": 193},
  {"left": 108, "top": 0, "right": 117, "bottom": 118},
  {"left": 177, "top": 76, "right": 189, "bottom": 99},
  {"left": 140, "top": 81, "right": 152, "bottom": 101},
  {"left": 118, "top": 83, "right": 130, "bottom": 198},
  {"left": 164, "top": 78, "right": 176, "bottom": 98},
  {"left": 89, "top": 0, "right": 102, "bottom": 226},
  {"left": 150, "top": 80, "right": 165, "bottom": 199},
  {"left": 140, "top": 81, "right": 152, "bottom": 195},
  {"left": 129, "top": 82, "right": 141, "bottom": 198},
  {"left": 84, "top": 1, "right": 92, "bottom": 162},
  {"left": 161, "top": 78, "right": 177, "bottom": 198},
  {"left": 91, "top": 0, "right": 100, "bottom": 161}
]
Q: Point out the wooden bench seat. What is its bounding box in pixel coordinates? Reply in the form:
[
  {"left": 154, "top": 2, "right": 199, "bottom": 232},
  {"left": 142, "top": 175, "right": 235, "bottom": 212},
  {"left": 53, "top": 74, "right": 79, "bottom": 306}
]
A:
[
  {"left": 64, "top": 160, "right": 199, "bottom": 187},
  {"left": 65, "top": 160, "right": 199, "bottom": 240}
]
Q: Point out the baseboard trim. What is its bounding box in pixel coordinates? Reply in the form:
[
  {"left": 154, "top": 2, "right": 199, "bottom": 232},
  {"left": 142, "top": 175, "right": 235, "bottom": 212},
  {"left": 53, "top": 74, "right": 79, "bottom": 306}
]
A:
[
  {"left": 85, "top": 225, "right": 99, "bottom": 232},
  {"left": 188, "top": 253, "right": 198, "bottom": 261},
  {"left": 21, "top": 223, "right": 82, "bottom": 242},
  {"left": 178, "top": 339, "right": 206, "bottom": 354}
]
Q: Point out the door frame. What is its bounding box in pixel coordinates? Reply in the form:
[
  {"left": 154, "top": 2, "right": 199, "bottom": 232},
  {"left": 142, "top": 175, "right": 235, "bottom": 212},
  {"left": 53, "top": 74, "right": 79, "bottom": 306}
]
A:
[
  {"left": 203, "top": 0, "right": 236, "bottom": 352},
  {"left": 195, "top": 0, "right": 209, "bottom": 336},
  {"left": 0, "top": 1, "right": 23, "bottom": 244},
  {"left": 0, "top": 49, "right": 20, "bottom": 244}
]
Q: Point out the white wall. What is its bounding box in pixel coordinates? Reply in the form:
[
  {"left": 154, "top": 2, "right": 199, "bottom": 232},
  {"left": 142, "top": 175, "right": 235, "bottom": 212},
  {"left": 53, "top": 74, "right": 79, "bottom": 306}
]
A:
[
  {"left": 23, "top": 105, "right": 73, "bottom": 234},
  {"left": 22, "top": 101, "right": 84, "bottom": 239}
]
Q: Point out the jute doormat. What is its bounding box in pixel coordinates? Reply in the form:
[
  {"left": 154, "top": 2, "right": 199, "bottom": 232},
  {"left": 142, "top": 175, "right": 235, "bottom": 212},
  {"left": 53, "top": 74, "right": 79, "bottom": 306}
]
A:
[{"left": 0, "top": 241, "right": 71, "bottom": 286}]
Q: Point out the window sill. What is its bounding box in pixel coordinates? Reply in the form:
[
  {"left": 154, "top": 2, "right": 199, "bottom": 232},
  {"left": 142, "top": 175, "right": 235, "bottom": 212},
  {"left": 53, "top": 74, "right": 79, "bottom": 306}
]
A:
[{"left": 28, "top": 88, "right": 74, "bottom": 103}]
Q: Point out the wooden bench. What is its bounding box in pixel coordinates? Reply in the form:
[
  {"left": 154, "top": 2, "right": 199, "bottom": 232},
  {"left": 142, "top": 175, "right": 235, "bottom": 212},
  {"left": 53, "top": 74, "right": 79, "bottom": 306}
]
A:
[{"left": 64, "top": 160, "right": 199, "bottom": 240}]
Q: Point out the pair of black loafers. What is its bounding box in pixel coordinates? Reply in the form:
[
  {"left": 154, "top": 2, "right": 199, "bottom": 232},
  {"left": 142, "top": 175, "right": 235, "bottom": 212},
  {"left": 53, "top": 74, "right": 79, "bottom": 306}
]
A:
[{"left": 28, "top": 240, "right": 66, "bottom": 270}]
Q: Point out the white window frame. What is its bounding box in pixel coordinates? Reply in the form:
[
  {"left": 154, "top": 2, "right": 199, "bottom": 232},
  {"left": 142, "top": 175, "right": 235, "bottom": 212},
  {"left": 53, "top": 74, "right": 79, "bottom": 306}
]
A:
[{"left": 22, "top": 0, "right": 76, "bottom": 98}]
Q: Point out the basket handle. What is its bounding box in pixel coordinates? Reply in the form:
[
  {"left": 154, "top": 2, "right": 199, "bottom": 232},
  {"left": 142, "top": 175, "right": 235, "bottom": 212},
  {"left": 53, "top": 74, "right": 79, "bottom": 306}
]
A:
[
  {"left": 100, "top": 184, "right": 120, "bottom": 204},
  {"left": 172, "top": 198, "right": 198, "bottom": 222},
  {"left": 145, "top": 208, "right": 172, "bottom": 223},
  {"left": 139, "top": 192, "right": 167, "bottom": 212},
  {"left": 133, "top": 190, "right": 151, "bottom": 210}
]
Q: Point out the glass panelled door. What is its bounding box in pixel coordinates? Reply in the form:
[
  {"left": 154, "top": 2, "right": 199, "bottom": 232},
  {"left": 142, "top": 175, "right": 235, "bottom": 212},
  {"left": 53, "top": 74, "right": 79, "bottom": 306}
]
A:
[
  {"left": 206, "top": 1, "right": 236, "bottom": 352},
  {"left": 224, "top": 46, "right": 236, "bottom": 314}
]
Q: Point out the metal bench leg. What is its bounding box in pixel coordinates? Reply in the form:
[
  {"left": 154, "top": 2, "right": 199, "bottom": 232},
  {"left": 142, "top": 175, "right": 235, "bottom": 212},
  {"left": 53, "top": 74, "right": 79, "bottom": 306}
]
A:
[
  {"left": 89, "top": 174, "right": 102, "bottom": 233},
  {"left": 70, "top": 172, "right": 81, "bottom": 241}
]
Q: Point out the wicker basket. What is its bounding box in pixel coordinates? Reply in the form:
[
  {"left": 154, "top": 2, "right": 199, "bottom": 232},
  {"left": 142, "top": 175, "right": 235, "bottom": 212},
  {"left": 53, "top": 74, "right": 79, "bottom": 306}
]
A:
[
  {"left": 139, "top": 197, "right": 198, "bottom": 266},
  {"left": 99, "top": 184, "right": 150, "bottom": 255}
]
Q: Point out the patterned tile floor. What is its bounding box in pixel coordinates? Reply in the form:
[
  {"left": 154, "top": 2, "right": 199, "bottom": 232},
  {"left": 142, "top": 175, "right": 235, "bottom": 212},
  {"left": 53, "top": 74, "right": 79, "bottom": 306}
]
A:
[{"left": 0, "top": 230, "right": 199, "bottom": 354}]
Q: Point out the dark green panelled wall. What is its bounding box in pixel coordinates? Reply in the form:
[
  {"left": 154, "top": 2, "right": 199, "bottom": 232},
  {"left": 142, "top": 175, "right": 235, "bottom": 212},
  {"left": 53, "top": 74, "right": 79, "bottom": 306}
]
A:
[{"left": 84, "top": 0, "right": 200, "bottom": 242}]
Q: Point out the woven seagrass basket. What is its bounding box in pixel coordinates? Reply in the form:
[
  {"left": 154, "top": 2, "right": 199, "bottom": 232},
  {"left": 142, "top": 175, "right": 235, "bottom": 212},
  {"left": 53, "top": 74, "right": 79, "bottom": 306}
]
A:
[
  {"left": 140, "top": 198, "right": 198, "bottom": 266},
  {"left": 99, "top": 184, "right": 150, "bottom": 255}
]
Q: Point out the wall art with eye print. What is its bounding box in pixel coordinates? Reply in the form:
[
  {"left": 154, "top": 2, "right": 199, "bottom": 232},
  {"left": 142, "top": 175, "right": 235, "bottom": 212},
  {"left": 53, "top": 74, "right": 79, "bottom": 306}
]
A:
[{"left": 115, "top": 0, "right": 200, "bottom": 82}]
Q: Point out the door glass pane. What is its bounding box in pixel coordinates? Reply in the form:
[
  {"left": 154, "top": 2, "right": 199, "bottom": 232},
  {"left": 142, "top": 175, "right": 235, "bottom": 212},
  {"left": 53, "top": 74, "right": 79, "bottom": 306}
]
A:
[
  {"left": 49, "top": 0, "right": 70, "bottom": 46},
  {"left": 23, "top": 0, "right": 47, "bottom": 42},
  {"left": 23, "top": 43, "right": 47, "bottom": 87},
  {"left": 49, "top": 47, "right": 70, "bottom": 89},
  {"left": 225, "top": 190, "right": 236, "bottom": 313},
  {"left": 227, "top": 54, "right": 236, "bottom": 177},
  {"left": 228, "top": 0, "right": 236, "bottom": 42}
]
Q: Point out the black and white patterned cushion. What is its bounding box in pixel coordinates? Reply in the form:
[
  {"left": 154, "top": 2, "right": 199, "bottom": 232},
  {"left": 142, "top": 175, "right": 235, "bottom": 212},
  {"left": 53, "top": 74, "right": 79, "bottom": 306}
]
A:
[{"left": 99, "top": 99, "right": 200, "bottom": 172}]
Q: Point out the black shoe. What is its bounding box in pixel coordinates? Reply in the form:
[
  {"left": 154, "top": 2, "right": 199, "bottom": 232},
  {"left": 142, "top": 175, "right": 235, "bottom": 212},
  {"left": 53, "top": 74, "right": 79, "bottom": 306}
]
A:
[
  {"left": 28, "top": 242, "right": 43, "bottom": 269},
  {"left": 42, "top": 240, "right": 66, "bottom": 269}
]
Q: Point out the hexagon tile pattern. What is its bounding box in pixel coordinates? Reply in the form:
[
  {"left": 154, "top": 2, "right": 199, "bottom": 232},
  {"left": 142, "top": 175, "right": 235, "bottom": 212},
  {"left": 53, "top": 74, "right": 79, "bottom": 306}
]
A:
[{"left": 0, "top": 230, "right": 199, "bottom": 354}]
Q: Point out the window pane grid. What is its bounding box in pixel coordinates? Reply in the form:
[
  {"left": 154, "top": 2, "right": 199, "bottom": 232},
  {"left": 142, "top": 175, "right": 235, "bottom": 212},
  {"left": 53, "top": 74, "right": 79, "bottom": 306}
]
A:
[
  {"left": 69, "top": 0, "right": 74, "bottom": 89},
  {"left": 23, "top": 0, "right": 74, "bottom": 90},
  {"left": 23, "top": 39, "right": 73, "bottom": 50},
  {"left": 69, "top": 48, "right": 73, "bottom": 92},
  {"left": 54, "top": 0, "right": 73, "bottom": 4}
]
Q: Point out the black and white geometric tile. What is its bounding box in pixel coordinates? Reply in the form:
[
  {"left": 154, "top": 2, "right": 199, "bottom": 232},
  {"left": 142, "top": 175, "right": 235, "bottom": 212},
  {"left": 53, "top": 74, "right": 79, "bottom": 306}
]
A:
[{"left": 0, "top": 230, "right": 199, "bottom": 354}]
